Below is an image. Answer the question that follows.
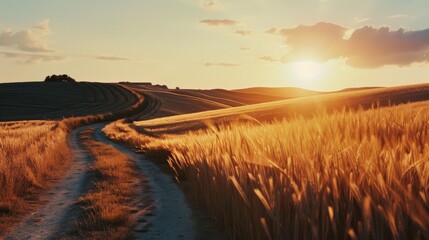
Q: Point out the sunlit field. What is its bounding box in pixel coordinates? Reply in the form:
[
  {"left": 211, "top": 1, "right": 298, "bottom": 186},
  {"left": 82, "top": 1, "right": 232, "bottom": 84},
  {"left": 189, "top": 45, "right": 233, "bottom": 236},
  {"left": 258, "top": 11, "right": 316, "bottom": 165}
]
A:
[
  {"left": 105, "top": 101, "right": 429, "bottom": 239},
  {"left": 0, "top": 121, "right": 70, "bottom": 216},
  {"left": 4, "top": 0, "right": 429, "bottom": 238}
]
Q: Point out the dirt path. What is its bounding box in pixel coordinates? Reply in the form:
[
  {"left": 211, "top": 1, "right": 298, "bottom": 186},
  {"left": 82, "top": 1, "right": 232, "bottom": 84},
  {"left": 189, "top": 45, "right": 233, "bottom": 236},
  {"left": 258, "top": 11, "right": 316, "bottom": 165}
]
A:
[
  {"left": 4, "top": 122, "right": 225, "bottom": 239},
  {"left": 4, "top": 124, "right": 97, "bottom": 240}
]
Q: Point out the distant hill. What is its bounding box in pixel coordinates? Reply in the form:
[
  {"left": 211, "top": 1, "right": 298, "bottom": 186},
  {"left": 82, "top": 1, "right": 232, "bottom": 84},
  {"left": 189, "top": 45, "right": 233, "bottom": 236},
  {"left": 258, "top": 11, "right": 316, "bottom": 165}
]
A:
[
  {"left": 232, "top": 87, "right": 323, "bottom": 99},
  {"left": 338, "top": 87, "right": 383, "bottom": 92},
  {"left": 122, "top": 83, "right": 286, "bottom": 120}
]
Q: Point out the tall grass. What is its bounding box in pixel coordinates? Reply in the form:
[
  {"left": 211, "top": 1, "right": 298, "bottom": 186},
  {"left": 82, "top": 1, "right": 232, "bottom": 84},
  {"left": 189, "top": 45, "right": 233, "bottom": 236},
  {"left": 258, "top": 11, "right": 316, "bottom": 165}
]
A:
[
  {"left": 0, "top": 121, "right": 70, "bottom": 217},
  {"left": 105, "top": 102, "right": 429, "bottom": 239}
]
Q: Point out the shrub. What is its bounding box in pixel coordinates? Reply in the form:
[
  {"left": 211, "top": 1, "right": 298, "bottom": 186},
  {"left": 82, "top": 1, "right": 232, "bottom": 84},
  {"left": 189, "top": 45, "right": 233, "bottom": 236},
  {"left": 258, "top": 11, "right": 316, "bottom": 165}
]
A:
[{"left": 44, "top": 74, "right": 76, "bottom": 83}]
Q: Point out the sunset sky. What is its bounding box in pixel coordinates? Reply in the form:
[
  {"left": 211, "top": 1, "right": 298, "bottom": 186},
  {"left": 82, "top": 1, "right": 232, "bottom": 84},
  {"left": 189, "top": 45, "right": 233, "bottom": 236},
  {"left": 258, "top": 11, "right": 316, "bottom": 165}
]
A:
[{"left": 1, "top": 0, "right": 429, "bottom": 91}]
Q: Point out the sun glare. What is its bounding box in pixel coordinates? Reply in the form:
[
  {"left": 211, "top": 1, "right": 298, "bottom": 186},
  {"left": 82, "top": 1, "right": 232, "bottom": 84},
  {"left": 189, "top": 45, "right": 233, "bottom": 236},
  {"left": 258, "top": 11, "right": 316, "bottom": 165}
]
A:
[{"left": 292, "top": 61, "right": 323, "bottom": 81}]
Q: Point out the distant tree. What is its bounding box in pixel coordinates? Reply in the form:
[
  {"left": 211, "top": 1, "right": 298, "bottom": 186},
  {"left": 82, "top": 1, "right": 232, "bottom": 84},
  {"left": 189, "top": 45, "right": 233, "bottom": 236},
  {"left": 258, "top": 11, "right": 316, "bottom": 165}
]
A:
[
  {"left": 176, "top": 87, "right": 180, "bottom": 90},
  {"left": 44, "top": 74, "right": 76, "bottom": 83},
  {"left": 155, "top": 84, "right": 168, "bottom": 89}
]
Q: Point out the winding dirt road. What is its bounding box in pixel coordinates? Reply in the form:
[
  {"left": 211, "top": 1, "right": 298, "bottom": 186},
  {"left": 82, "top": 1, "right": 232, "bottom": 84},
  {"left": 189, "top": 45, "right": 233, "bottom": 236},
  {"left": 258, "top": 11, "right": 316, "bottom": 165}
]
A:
[
  {"left": 5, "top": 124, "right": 97, "bottom": 240},
  {"left": 5, "top": 122, "right": 225, "bottom": 239},
  {"left": 3, "top": 88, "right": 227, "bottom": 239}
]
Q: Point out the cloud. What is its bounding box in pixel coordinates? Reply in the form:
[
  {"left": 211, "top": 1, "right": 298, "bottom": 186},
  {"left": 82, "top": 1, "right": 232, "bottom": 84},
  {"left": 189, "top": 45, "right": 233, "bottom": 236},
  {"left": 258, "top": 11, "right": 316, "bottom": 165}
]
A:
[
  {"left": 0, "top": 19, "right": 53, "bottom": 52},
  {"left": 33, "top": 19, "right": 51, "bottom": 33},
  {"left": 205, "top": 62, "right": 239, "bottom": 67},
  {"left": 346, "top": 26, "right": 429, "bottom": 68},
  {"left": 271, "top": 22, "right": 429, "bottom": 68},
  {"left": 265, "top": 28, "right": 278, "bottom": 35},
  {"left": 239, "top": 47, "right": 252, "bottom": 51},
  {"left": 354, "top": 17, "right": 371, "bottom": 24},
  {"left": 278, "top": 22, "right": 347, "bottom": 62},
  {"left": 235, "top": 30, "right": 251, "bottom": 36},
  {"left": 387, "top": 14, "right": 412, "bottom": 19},
  {"left": 258, "top": 56, "right": 278, "bottom": 62},
  {"left": 0, "top": 51, "right": 65, "bottom": 64},
  {"left": 199, "top": 19, "right": 238, "bottom": 26},
  {"left": 94, "top": 56, "right": 135, "bottom": 61},
  {"left": 198, "top": 0, "right": 223, "bottom": 10}
]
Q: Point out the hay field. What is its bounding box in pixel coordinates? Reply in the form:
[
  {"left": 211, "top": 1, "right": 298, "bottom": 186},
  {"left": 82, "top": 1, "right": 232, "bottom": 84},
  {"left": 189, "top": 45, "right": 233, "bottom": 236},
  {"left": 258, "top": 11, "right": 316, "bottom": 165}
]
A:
[{"left": 104, "top": 84, "right": 429, "bottom": 239}]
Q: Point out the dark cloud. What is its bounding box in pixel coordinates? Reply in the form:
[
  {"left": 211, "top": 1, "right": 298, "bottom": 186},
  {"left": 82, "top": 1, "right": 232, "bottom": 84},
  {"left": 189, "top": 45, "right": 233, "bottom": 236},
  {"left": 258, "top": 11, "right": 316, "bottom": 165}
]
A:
[
  {"left": 271, "top": 22, "right": 429, "bottom": 68},
  {"left": 0, "top": 19, "right": 53, "bottom": 53},
  {"left": 0, "top": 51, "right": 65, "bottom": 64},
  {"left": 205, "top": 62, "right": 239, "bottom": 67},
  {"left": 346, "top": 26, "right": 429, "bottom": 68},
  {"left": 199, "top": 19, "right": 238, "bottom": 26},
  {"left": 235, "top": 30, "right": 251, "bottom": 36}
]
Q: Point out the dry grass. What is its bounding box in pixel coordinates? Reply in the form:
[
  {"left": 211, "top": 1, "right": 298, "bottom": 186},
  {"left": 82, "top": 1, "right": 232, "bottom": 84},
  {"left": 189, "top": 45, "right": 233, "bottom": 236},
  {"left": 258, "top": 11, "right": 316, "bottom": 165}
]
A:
[
  {"left": 0, "top": 121, "right": 70, "bottom": 218},
  {"left": 69, "top": 127, "right": 140, "bottom": 239},
  {"left": 105, "top": 101, "right": 429, "bottom": 239},
  {"left": 0, "top": 84, "right": 145, "bottom": 234}
]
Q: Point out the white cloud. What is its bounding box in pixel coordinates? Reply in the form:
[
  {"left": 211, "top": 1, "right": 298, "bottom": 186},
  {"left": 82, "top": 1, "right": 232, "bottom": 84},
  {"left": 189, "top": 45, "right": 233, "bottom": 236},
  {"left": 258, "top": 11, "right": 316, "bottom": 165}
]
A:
[
  {"left": 0, "top": 19, "right": 53, "bottom": 52},
  {"left": 387, "top": 14, "right": 413, "bottom": 19},
  {"left": 33, "top": 19, "right": 51, "bottom": 33},
  {"left": 353, "top": 18, "right": 371, "bottom": 24}
]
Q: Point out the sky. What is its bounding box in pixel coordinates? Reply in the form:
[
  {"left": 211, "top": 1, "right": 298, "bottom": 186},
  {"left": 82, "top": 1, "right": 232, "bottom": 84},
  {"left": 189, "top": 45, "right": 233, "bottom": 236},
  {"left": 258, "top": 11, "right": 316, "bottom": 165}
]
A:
[{"left": 1, "top": 0, "right": 429, "bottom": 91}]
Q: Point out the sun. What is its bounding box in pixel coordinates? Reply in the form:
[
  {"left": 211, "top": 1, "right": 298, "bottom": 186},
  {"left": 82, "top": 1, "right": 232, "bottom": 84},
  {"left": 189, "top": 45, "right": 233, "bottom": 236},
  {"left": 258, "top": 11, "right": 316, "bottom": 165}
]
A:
[{"left": 292, "top": 61, "right": 323, "bottom": 81}]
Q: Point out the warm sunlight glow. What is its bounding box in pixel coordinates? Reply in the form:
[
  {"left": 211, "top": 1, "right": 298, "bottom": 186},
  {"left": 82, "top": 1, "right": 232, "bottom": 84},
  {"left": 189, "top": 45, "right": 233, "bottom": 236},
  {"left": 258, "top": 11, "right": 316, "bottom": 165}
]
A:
[{"left": 292, "top": 61, "right": 323, "bottom": 81}]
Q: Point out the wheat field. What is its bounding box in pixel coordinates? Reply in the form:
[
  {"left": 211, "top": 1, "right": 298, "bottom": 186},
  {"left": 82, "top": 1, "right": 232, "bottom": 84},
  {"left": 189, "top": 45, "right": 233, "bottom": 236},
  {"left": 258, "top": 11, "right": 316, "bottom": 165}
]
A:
[
  {"left": 105, "top": 101, "right": 429, "bottom": 239},
  {"left": 0, "top": 121, "right": 71, "bottom": 216}
]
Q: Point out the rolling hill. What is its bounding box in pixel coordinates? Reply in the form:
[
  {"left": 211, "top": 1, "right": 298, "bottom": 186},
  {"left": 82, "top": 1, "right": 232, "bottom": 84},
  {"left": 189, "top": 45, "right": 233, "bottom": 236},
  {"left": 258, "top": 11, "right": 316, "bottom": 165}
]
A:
[
  {"left": 132, "top": 83, "right": 429, "bottom": 134},
  {"left": 0, "top": 82, "right": 138, "bottom": 121}
]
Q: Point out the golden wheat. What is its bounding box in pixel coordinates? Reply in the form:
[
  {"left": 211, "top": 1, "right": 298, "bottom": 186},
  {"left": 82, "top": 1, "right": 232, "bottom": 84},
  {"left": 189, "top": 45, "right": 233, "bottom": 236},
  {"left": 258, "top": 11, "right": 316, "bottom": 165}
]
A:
[
  {"left": 105, "top": 101, "right": 429, "bottom": 239},
  {"left": 0, "top": 121, "right": 71, "bottom": 217}
]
